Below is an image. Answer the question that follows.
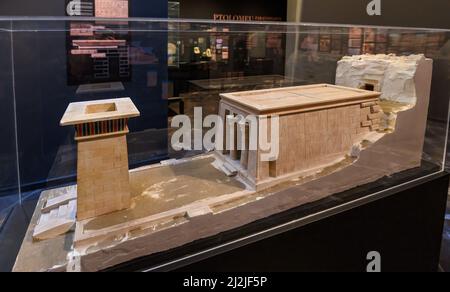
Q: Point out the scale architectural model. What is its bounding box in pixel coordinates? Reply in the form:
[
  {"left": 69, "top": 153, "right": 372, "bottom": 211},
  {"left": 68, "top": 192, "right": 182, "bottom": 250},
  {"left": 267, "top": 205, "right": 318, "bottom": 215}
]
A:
[
  {"left": 32, "top": 98, "right": 140, "bottom": 240},
  {"left": 60, "top": 98, "right": 140, "bottom": 220},
  {"left": 216, "top": 84, "right": 382, "bottom": 190},
  {"left": 15, "top": 54, "right": 434, "bottom": 272}
]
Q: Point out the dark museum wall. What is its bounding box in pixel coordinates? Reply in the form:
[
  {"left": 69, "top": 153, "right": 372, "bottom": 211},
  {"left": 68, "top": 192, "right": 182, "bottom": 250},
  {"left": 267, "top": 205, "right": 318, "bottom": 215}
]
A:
[
  {"left": 0, "top": 0, "right": 64, "bottom": 16},
  {"left": 177, "top": 0, "right": 287, "bottom": 21},
  {"left": 301, "top": 0, "right": 450, "bottom": 29},
  {"left": 300, "top": 0, "right": 450, "bottom": 125},
  {"left": 0, "top": 1, "right": 169, "bottom": 194}
]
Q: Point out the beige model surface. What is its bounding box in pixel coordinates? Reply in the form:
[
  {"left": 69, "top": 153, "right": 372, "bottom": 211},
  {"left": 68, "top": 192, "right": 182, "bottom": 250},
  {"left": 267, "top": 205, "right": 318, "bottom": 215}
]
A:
[
  {"left": 15, "top": 54, "right": 433, "bottom": 272},
  {"left": 60, "top": 98, "right": 140, "bottom": 220},
  {"left": 216, "top": 84, "right": 382, "bottom": 190}
]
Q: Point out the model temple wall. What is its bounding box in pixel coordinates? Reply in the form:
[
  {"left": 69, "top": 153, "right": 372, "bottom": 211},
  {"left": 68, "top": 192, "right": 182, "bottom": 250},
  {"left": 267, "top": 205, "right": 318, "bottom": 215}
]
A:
[{"left": 216, "top": 84, "right": 382, "bottom": 190}]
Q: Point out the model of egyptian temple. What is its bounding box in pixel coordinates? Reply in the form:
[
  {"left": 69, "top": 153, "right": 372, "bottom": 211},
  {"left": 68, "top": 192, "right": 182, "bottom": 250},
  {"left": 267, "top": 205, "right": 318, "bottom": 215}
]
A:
[
  {"left": 17, "top": 53, "right": 434, "bottom": 273},
  {"left": 215, "top": 84, "right": 382, "bottom": 190},
  {"left": 60, "top": 98, "right": 140, "bottom": 220}
]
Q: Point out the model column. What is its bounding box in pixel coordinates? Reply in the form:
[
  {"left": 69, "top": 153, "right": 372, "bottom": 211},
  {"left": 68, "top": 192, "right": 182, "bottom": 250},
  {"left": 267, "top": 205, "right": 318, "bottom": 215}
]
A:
[{"left": 60, "top": 98, "right": 140, "bottom": 221}]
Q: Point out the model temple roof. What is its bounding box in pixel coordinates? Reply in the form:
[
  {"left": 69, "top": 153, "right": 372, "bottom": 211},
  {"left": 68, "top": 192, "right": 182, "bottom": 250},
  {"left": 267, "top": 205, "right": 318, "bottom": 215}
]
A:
[
  {"left": 60, "top": 97, "right": 140, "bottom": 126},
  {"left": 220, "top": 84, "right": 380, "bottom": 115}
]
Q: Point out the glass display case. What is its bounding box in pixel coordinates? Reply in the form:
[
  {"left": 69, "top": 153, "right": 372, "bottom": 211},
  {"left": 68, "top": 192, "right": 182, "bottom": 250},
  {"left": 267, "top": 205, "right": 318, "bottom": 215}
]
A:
[
  {"left": 0, "top": 17, "right": 449, "bottom": 272},
  {"left": 0, "top": 21, "right": 21, "bottom": 239}
]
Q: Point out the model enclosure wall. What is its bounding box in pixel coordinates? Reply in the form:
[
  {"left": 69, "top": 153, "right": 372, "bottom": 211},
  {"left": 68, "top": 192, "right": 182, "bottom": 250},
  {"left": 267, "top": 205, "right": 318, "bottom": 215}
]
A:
[
  {"left": 336, "top": 54, "right": 426, "bottom": 105},
  {"left": 255, "top": 102, "right": 382, "bottom": 181}
]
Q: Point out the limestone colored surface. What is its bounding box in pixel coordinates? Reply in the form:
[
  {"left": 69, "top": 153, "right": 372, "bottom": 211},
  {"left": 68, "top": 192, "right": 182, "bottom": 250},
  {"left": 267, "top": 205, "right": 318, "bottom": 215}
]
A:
[
  {"left": 336, "top": 54, "right": 426, "bottom": 105},
  {"left": 13, "top": 188, "right": 75, "bottom": 272},
  {"left": 217, "top": 84, "right": 382, "bottom": 190},
  {"left": 81, "top": 156, "right": 245, "bottom": 232},
  {"left": 77, "top": 135, "right": 131, "bottom": 220},
  {"left": 32, "top": 200, "right": 76, "bottom": 241},
  {"left": 60, "top": 98, "right": 140, "bottom": 221},
  {"left": 220, "top": 84, "right": 380, "bottom": 115},
  {"left": 74, "top": 55, "right": 432, "bottom": 271},
  {"left": 14, "top": 56, "right": 433, "bottom": 272},
  {"left": 60, "top": 97, "right": 140, "bottom": 126}
]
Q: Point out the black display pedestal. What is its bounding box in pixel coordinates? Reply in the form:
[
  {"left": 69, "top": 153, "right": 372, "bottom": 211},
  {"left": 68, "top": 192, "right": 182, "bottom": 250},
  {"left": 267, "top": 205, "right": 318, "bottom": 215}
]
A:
[
  {"left": 178, "top": 173, "right": 449, "bottom": 272},
  {"left": 106, "top": 171, "right": 449, "bottom": 272}
]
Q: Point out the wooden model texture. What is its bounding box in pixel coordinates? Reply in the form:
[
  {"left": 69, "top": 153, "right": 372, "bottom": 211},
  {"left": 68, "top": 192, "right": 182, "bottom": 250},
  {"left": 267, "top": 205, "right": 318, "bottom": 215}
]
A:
[
  {"left": 60, "top": 98, "right": 140, "bottom": 220},
  {"left": 216, "top": 84, "right": 382, "bottom": 190}
]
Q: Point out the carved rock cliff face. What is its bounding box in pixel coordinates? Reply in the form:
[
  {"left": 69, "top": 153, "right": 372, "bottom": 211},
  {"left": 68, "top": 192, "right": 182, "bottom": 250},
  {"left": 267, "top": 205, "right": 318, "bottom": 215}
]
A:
[{"left": 336, "top": 54, "right": 425, "bottom": 105}]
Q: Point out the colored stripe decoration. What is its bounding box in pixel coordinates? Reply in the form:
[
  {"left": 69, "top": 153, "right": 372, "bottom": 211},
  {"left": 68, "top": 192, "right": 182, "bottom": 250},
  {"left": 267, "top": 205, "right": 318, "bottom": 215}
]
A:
[{"left": 75, "top": 118, "right": 128, "bottom": 138}]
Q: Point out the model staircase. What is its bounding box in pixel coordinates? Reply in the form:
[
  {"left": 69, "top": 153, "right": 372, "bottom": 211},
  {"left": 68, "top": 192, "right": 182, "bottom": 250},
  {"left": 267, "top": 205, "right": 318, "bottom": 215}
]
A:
[
  {"left": 33, "top": 186, "right": 77, "bottom": 241},
  {"left": 219, "top": 161, "right": 238, "bottom": 177}
]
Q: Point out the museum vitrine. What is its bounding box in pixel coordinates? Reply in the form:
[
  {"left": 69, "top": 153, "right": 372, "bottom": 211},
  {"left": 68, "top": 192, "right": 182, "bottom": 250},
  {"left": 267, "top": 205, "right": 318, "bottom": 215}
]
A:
[
  {"left": 0, "top": 21, "right": 21, "bottom": 243},
  {"left": 0, "top": 17, "right": 449, "bottom": 271}
]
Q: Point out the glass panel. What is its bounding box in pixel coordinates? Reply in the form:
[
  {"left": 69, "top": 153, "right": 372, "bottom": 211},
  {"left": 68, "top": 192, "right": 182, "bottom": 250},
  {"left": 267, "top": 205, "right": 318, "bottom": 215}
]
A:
[
  {"left": 0, "top": 20, "right": 21, "bottom": 271},
  {"left": 2, "top": 18, "right": 449, "bottom": 272},
  {"left": 10, "top": 19, "right": 169, "bottom": 191}
]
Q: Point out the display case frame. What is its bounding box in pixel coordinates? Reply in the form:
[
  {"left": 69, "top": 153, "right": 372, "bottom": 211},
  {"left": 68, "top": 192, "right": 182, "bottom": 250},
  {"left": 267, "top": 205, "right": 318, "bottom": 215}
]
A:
[{"left": 0, "top": 17, "right": 449, "bottom": 272}]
